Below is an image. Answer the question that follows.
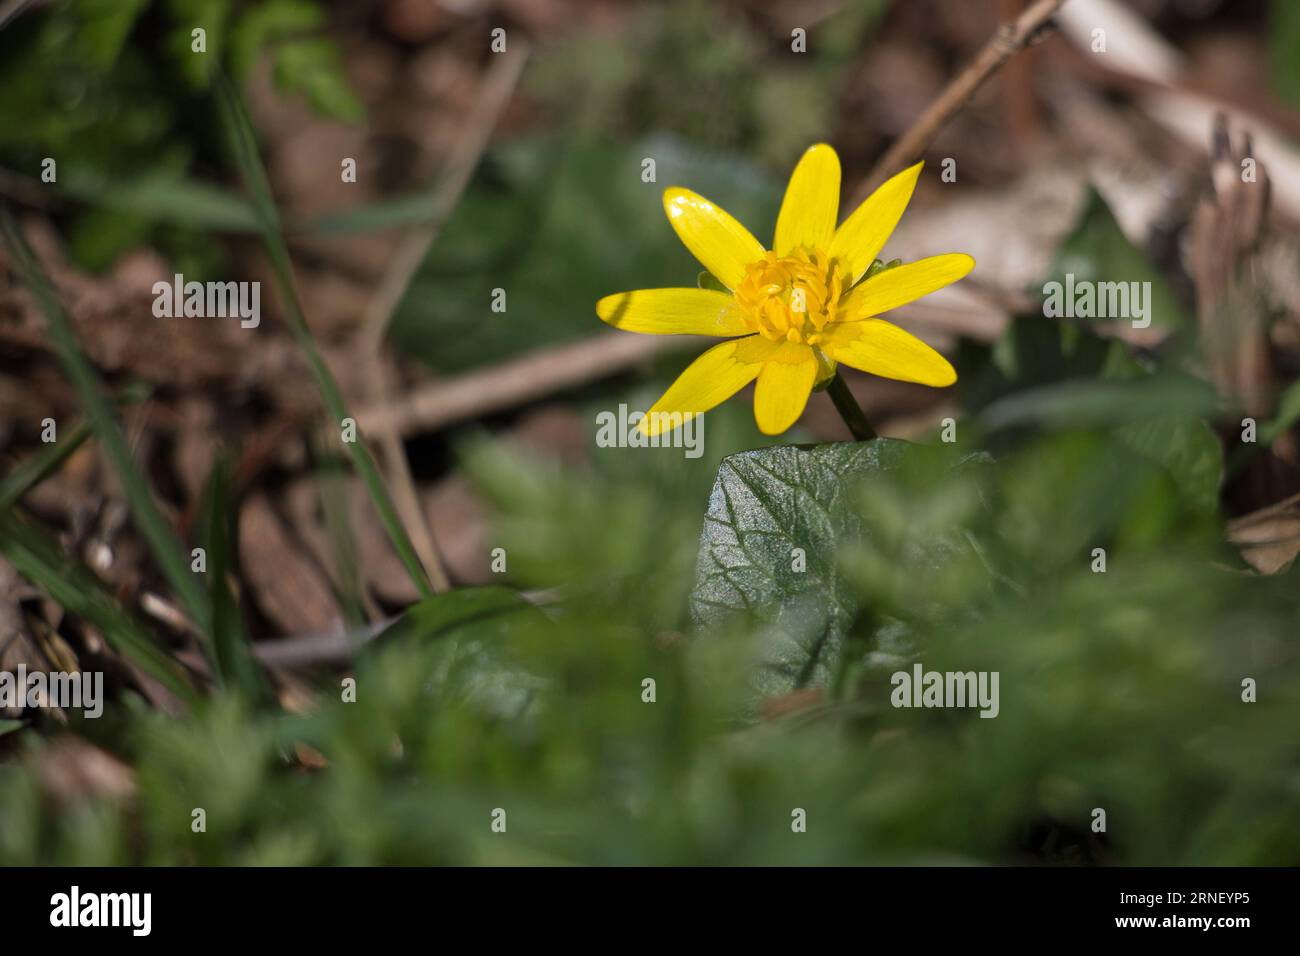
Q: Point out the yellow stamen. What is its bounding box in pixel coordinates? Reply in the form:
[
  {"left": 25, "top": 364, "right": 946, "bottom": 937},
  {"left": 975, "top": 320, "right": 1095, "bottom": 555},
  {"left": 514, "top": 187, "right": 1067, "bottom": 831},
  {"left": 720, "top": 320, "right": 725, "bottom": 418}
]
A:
[{"left": 734, "top": 247, "right": 844, "bottom": 346}]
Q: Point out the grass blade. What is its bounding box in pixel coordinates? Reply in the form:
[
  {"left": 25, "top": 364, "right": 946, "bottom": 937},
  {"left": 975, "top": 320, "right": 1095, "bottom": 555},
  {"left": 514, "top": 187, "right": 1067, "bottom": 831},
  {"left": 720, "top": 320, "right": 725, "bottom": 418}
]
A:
[
  {"left": 0, "top": 208, "right": 212, "bottom": 636},
  {"left": 198, "top": 455, "right": 266, "bottom": 702},
  {"left": 0, "top": 386, "right": 153, "bottom": 511},
  {"left": 301, "top": 193, "right": 444, "bottom": 235},
  {"left": 313, "top": 443, "right": 366, "bottom": 627},
  {"left": 58, "top": 170, "right": 262, "bottom": 233},
  {"left": 0, "top": 420, "right": 92, "bottom": 511},
  {"left": 0, "top": 511, "right": 194, "bottom": 701},
  {"left": 213, "top": 71, "right": 433, "bottom": 599},
  {"left": 55, "top": 169, "right": 455, "bottom": 237}
]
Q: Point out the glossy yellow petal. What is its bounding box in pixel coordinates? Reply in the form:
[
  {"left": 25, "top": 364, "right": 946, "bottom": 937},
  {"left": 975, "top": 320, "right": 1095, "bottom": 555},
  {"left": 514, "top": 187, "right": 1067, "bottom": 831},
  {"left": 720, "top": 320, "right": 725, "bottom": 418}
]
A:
[
  {"left": 663, "top": 187, "right": 766, "bottom": 291},
  {"left": 774, "top": 143, "right": 841, "bottom": 256},
  {"left": 828, "top": 161, "right": 924, "bottom": 286},
  {"left": 753, "top": 343, "right": 818, "bottom": 435},
  {"left": 823, "top": 318, "right": 956, "bottom": 387},
  {"left": 596, "top": 288, "right": 751, "bottom": 336},
  {"left": 640, "top": 336, "right": 778, "bottom": 436},
  {"left": 838, "top": 253, "right": 975, "bottom": 320}
]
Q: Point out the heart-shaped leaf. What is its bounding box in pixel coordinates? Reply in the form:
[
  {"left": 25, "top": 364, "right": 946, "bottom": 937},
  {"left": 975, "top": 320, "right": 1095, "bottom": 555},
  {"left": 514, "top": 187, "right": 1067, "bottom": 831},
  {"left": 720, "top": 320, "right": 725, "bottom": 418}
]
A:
[{"left": 690, "top": 440, "right": 915, "bottom": 695}]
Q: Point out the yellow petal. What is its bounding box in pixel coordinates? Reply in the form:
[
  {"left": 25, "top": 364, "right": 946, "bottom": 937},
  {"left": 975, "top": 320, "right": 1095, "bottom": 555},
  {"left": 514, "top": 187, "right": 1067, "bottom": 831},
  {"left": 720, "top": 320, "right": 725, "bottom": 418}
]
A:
[
  {"left": 640, "top": 336, "right": 778, "bottom": 436},
  {"left": 838, "top": 253, "right": 975, "bottom": 320},
  {"left": 663, "top": 187, "right": 766, "bottom": 291},
  {"left": 774, "top": 143, "right": 841, "bottom": 256},
  {"left": 596, "top": 288, "right": 751, "bottom": 336},
  {"left": 823, "top": 318, "right": 956, "bottom": 387},
  {"left": 828, "top": 161, "right": 924, "bottom": 286},
  {"left": 753, "top": 343, "right": 818, "bottom": 435}
]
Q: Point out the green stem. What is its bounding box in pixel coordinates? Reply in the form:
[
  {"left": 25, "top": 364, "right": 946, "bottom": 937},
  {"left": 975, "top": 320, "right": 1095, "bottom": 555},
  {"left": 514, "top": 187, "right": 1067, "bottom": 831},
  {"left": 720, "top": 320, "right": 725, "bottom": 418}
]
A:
[{"left": 826, "top": 372, "right": 877, "bottom": 441}]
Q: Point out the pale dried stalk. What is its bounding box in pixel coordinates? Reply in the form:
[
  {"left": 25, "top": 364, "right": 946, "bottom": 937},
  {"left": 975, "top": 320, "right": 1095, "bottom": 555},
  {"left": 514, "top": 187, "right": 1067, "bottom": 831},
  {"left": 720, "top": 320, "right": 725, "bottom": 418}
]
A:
[{"left": 354, "top": 42, "right": 531, "bottom": 593}]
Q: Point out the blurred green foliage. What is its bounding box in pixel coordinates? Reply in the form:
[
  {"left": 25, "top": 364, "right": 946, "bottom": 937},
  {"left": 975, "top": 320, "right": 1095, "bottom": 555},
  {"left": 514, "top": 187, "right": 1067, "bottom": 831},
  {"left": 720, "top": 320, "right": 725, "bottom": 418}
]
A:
[
  {"left": 391, "top": 134, "right": 780, "bottom": 373},
  {"left": 0, "top": 0, "right": 357, "bottom": 272},
  {"left": 1270, "top": 0, "right": 1300, "bottom": 106},
  {"left": 529, "top": 0, "right": 886, "bottom": 163},
  {"left": 3, "top": 369, "right": 1298, "bottom": 863},
  {"left": 1042, "top": 189, "right": 1189, "bottom": 332}
]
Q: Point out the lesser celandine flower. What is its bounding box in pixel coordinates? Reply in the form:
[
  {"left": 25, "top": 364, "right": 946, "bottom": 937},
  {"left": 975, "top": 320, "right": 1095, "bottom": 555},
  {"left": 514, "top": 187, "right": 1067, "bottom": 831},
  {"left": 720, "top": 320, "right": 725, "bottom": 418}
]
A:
[{"left": 596, "top": 144, "right": 974, "bottom": 436}]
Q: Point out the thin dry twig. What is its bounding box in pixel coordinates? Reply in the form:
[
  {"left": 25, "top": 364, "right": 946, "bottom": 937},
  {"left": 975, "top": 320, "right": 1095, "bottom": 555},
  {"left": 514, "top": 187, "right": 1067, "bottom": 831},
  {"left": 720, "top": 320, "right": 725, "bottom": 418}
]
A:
[
  {"left": 0, "top": 0, "right": 41, "bottom": 33},
  {"left": 356, "top": 41, "right": 532, "bottom": 356},
  {"left": 353, "top": 296, "right": 1035, "bottom": 439},
  {"left": 356, "top": 331, "right": 705, "bottom": 439},
  {"left": 252, "top": 588, "right": 560, "bottom": 667},
  {"left": 354, "top": 40, "right": 531, "bottom": 593},
  {"left": 852, "top": 0, "right": 1069, "bottom": 204}
]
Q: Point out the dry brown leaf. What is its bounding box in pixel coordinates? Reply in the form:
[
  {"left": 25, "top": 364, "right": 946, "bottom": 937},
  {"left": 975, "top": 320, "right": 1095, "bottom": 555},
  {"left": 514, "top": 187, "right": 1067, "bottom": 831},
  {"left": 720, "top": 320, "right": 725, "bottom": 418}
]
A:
[
  {"left": 1227, "top": 494, "right": 1300, "bottom": 575},
  {"left": 28, "top": 736, "right": 136, "bottom": 806},
  {"left": 238, "top": 493, "right": 342, "bottom": 636}
]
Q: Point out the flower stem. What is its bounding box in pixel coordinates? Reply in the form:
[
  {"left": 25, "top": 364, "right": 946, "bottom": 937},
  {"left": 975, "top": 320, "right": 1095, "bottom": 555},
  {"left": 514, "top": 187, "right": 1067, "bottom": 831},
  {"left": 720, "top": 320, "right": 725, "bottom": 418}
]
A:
[{"left": 826, "top": 372, "right": 877, "bottom": 441}]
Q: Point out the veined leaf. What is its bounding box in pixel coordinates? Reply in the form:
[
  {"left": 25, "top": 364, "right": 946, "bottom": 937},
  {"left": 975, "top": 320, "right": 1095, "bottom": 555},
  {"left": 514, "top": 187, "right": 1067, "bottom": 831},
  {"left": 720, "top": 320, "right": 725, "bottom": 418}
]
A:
[{"left": 690, "top": 440, "right": 914, "bottom": 696}]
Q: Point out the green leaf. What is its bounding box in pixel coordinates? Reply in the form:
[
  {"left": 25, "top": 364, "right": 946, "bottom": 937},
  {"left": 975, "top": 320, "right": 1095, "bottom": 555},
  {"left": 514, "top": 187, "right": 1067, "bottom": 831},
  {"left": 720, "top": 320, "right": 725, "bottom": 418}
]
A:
[
  {"left": 272, "top": 36, "right": 363, "bottom": 123},
  {"left": 229, "top": 0, "right": 321, "bottom": 77},
  {"left": 860, "top": 257, "right": 901, "bottom": 284},
  {"left": 390, "top": 133, "right": 780, "bottom": 373},
  {"left": 229, "top": 0, "right": 363, "bottom": 122},
  {"left": 57, "top": 170, "right": 444, "bottom": 237},
  {"left": 1042, "top": 188, "right": 1190, "bottom": 330},
  {"left": 166, "top": 0, "right": 231, "bottom": 88},
  {"left": 302, "top": 193, "right": 447, "bottom": 235},
  {"left": 74, "top": 0, "right": 150, "bottom": 70},
  {"left": 956, "top": 308, "right": 1126, "bottom": 420},
  {"left": 372, "top": 586, "right": 547, "bottom": 649},
  {"left": 1116, "top": 417, "right": 1223, "bottom": 516},
  {"left": 1261, "top": 377, "right": 1300, "bottom": 445},
  {"left": 58, "top": 171, "right": 261, "bottom": 233},
  {"left": 979, "top": 374, "right": 1220, "bottom": 433},
  {"left": 198, "top": 457, "right": 266, "bottom": 702},
  {"left": 366, "top": 587, "right": 551, "bottom": 720},
  {"left": 1270, "top": 0, "right": 1300, "bottom": 105},
  {"left": 697, "top": 271, "right": 728, "bottom": 293},
  {"left": 0, "top": 720, "right": 24, "bottom": 737},
  {"left": 67, "top": 206, "right": 153, "bottom": 272},
  {"left": 689, "top": 440, "right": 914, "bottom": 696}
]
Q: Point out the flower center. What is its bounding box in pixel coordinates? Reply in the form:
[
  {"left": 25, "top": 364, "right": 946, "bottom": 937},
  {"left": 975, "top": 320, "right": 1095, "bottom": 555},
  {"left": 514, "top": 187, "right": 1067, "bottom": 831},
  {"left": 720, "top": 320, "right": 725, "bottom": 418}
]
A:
[{"left": 734, "top": 248, "right": 843, "bottom": 345}]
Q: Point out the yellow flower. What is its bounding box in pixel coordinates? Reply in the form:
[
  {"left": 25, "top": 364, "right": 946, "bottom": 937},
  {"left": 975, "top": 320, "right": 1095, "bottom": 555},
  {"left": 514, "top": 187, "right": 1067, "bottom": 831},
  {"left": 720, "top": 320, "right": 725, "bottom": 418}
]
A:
[{"left": 595, "top": 143, "right": 974, "bottom": 436}]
